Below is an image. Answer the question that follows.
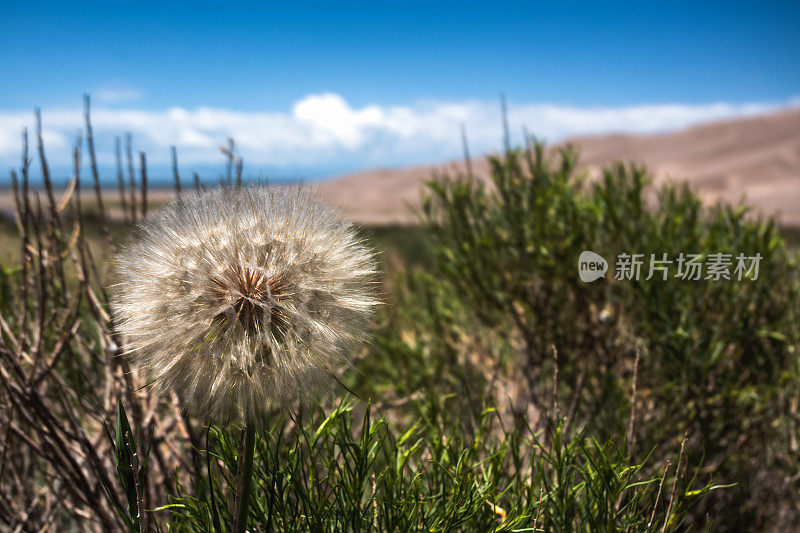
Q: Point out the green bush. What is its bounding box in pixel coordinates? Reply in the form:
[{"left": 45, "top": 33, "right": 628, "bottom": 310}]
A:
[{"left": 370, "top": 142, "right": 800, "bottom": 528}]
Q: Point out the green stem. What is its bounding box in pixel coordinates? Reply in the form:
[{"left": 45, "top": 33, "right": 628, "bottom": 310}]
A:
[{"left": 233, "top": 424, "right": 256, "bottom": 533}]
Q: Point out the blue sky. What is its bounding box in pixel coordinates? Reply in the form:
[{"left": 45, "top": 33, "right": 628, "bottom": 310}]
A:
[{"left": 1, "top": 1, "right": 798, "bottom": 182}]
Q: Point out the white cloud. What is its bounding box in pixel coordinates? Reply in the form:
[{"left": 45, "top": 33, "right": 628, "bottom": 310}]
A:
[
  {"left": 95, "top": 87, "right": 144, "bottom": 104},
  {"left": 293, "top": 93, "right": 385, "bottom": 150},
  {"left": 0, "top": 93, "right": 795, "bottom": 177}
]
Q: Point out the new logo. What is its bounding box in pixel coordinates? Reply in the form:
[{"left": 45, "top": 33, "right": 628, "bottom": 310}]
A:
[{"left": 578, "top": 250, "right": 608, "bottom": 282}]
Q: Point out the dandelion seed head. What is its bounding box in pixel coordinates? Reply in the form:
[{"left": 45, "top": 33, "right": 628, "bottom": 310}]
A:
[{"left": 111, "top": 186, "right": 378, "bottom": 423}]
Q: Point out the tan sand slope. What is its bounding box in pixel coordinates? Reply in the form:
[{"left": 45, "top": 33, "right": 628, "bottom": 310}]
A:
[{"left": 318, "top": 108, "right": 800, "bottom": 226}]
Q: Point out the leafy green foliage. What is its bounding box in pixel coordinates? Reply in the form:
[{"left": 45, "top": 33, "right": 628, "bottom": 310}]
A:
[
  {"left": 166, "top": 403, "right": 715, "bottom": 532},
  {"left": 372, "top": 141, "right": 800, "bottom": 528}
]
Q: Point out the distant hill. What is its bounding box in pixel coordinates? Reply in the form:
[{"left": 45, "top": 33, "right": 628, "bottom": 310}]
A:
[{"left": 318, "top": 108, "right": 800, "bottom": 226}]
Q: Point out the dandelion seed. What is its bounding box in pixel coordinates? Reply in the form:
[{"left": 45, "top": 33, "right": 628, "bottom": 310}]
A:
[{"left": 111, "top": 186, "right": 378, "bottom": 423}]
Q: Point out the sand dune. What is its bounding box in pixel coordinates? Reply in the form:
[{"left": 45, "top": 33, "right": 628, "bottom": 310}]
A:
[{"left": 318, "top": 108, "right": 800, "bottom": 226}]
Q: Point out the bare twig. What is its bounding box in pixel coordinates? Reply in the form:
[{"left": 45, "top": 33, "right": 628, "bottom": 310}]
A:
[
  {"left": 34, "top": 110, "right": 59, "bottom": 229},
  {"left": 126, "top": 133, "right": 137, "bottom": 223},
  {"left": 551, "top": 345, "right": 559, "bottom": 421},
  {"left": 139, "top": 152, "right": 148, "bottom": 218},
  {"left": 83, "top": 95, "right": 113, "bottom": 244},
  {"left": 171, "top": 145, "right": 182, "bottom": 200},
  {"left": 648, "top": 460, "right": 671, "bottom": 533},
  {"left": 627, "top": 347, "right": 641, "bottom": 456},
  {"left": 500, "top": 92, "right": 511, "bottom": 154},
  {"left": 235, "top": 156, "right": 243, "bottom": 188},
  {"left": 225, "top": 138, "right": 235, "bottom": 186},
  {"left": 661, "top": 433, "right": 687, "bottom": 533},
  {"left": 460, "top": 123, "right": 473, "bottom": 177},
  {"left": 115, "top": 137, "right": 129, "bottom": 225}
]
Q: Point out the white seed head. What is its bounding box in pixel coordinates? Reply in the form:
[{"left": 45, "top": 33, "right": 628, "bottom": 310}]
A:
[{"left": 111, "top": 186, "right": 378, "bottom": 423}]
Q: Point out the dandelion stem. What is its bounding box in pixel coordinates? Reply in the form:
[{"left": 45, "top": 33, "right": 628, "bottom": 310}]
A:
[{"left": 233, "top": 424, "right": 256, "bottom": 533}]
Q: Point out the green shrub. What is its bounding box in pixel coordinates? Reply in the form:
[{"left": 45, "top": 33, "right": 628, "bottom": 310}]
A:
[{"left": 373, "top": 142, "right": 800, "bottom": 528}]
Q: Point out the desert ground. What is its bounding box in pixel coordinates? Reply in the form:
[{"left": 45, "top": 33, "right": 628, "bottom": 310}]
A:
[{"left": 317, "top": 108, "right": 800, "bottom": 225}]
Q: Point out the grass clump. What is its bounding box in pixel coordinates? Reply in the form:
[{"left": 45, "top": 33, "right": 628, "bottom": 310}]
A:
[{"left": 164, "top": 402, "right": 716, "bottom": 532}]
